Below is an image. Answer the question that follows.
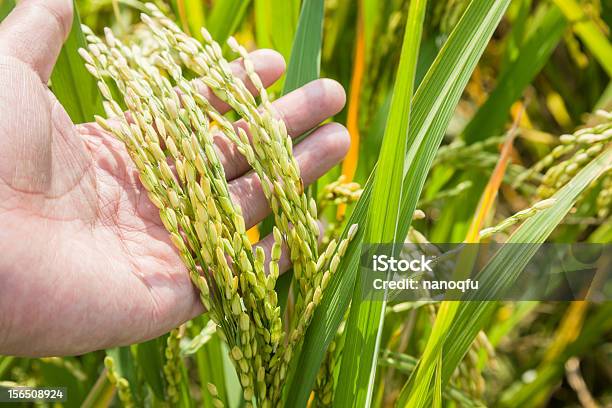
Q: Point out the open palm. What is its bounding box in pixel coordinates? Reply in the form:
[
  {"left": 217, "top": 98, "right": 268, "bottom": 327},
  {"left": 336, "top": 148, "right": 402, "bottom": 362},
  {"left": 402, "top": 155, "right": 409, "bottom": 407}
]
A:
[{"left": 0, "top": 0, "right": 348, "bottom": 356}]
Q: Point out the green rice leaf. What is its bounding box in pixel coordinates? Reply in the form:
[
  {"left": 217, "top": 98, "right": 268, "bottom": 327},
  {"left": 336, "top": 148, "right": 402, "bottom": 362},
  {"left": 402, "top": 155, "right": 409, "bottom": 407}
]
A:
[
  {"left": 286, "top": 1, "right": 511, "bottom": 406},
  {"left": 207, "top": 0, "right": 251, "bottom": 45},
  {"left": 135, "top": 337, "right": 166, "bottom": 400},
  {"left": 498, "top": 303, "right": 612, "bottom": 407},
  {"left": 50, "top": 2, "right": 104, "bottom": 123},
  {"left": 362, "top": 0, "right": 381, "bottom": 62},
  {"left": 432, "top": 353, "right": 443, "bottom": 408},
  {"left": 462, "top": 4, "right": 566, "bottom": 143},
  {"left": 367, "top": 0, "right": 425, "bottom": 244},
  {"left": 0, "top": 0, "right": 14, "bottom": 21},
  {"left": 283, "top": 0, "right": 324, "bottom": 94},
  {"left": 183, "top": 0, "right": 206, "bottom": 41},
  {"left": 396, "top": 301, "right": 460, "bottom": 407},
  {"left": 81, "top": 370, "right": 115, "bottom": 408},
  {"left": 322, "top": 0, "right": 351, "bottom": 61},
  {"left": 553, "top": 0, "right": 612, "bottom": 77},
  {"left": 195, "top": 333, "right": 228, "bottom": 407},
  {"left": 379, "top": 351, "right": 484, "bottom": 407},
  {"left": 397, "top": 148, "right": 611, "bottom": 406},
  {"left": 254, "top": 0, "right": 300, "bottom": 64},
  {"left": 500, "top": 0, "right": 532, "bottom": 70},
  {"left": 222, "top": 343, "right": 244, "bottom": 408},
  {"left": 37, "top": 358, "right": 87, "bottom": 408},
  {"left": 0, "top": 356, "right": 14, "bottom": 378},
  {"left": 177, "top": 361, "right": 193, "bottom": 407},
  {"left": 106, "top": 346, "right": 142, "bottom": 403},
  {"left": 334, "top": 0, "right": 427, "bottom": 405}
]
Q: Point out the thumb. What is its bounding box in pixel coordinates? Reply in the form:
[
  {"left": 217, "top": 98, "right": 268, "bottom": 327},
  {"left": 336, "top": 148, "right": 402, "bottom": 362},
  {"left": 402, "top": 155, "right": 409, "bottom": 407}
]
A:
[{"left": 0, "top": 0, "right": 73, "bottom": 83}]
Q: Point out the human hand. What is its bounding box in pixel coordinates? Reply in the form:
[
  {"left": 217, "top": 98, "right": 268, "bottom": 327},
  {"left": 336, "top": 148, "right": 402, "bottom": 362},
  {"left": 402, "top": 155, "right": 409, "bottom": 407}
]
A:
[{"left": 0, "top": 0, "right": 348, "bottom": 356}]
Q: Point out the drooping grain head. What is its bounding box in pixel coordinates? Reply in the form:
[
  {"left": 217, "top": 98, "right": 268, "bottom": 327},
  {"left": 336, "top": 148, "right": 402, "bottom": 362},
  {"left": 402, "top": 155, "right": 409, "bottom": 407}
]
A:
[{"left": 80, "top": 4, "right": 357, "bottom": 406}]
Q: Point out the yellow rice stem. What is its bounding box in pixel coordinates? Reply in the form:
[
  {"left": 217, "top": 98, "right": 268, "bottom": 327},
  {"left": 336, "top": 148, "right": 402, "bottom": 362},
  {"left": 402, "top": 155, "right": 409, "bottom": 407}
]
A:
[
  {"left": 176, "top": 0, "right": 192, "bottom": 36},
  {"left": 543, "top": 301, "right": 588, "bottom": 363},
  {"left": 338, "top": 1, "right": 365, "bottom": 219},
  {"left": 465, "top": 109, "right": 522, "bottom": 242}
]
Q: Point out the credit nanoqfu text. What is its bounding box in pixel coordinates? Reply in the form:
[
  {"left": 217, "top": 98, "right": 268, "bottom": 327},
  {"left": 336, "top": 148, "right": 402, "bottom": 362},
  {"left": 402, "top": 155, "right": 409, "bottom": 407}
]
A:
[{"left": 370, "top": 254, "right": 480, "bottom": 293}]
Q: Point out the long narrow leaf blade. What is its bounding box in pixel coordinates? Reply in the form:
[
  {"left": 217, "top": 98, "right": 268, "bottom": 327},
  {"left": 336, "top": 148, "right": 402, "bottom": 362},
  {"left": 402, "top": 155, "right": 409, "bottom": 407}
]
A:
[
  {"left": 181, "top": 0, "right": 206, "bottom": 41},
  {"left": 462, "top": 5, "right": 566, "bottom": 143},
  {"left": 499, "top": 303, "right": 612, "bottom": 407},
  {"left": 335, "top": 0, "right": 427, "bottom": 405},
  {"left": 255, "top": 0, "right": 300, "bottom": 76},
  {"left": 368, "top": 0, "right": 426, "bottom": 243},
  {"left": 81, "top": 369, "right": 115, "bottom": 408},
  {"left": 286, "top": 1, "right": 511, "bottom": 405},
  {"left": 396, "top": 301, "right": 460, "bottom": 407},
  {"left": 283, "top": 0, "right": 324, "bottom": 94},
  {"left": 398, "top": 148, "right": 611, "bottom": 405},
  {"left": 207, "top": 0, "right": 251, "bottom": 45},
  {"left": 553, "top": 0, "right": 612, "bottom": 77},
  {"left": 0, "top": 0, "right": 15, "bottom": 21},
  {"left": 135, "top": 337, "right": 166, "bottom": 400},
  {"left": 50, "top": 1, "right": 103, "bottom": 123}
]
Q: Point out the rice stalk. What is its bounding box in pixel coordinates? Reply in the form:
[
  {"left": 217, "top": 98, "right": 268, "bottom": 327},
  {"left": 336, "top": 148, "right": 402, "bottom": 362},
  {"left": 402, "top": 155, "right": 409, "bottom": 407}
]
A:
[
  {"left": 318, "top": 176, "right": 363, "bottom": 245},
  {"left": 163, "top": 328, "right": 182, "bottom": 403},
  {"left": 478, "top": 198, "right": 556, "bottom": 240},
  {"left": 79, "top": 4, "right": 357, "bottom": 406},
  {"left": 596, "top": 172, "right": 611, "bottom": 218},
  {"left": 311, "top": 317, "right": 346, "bottom": 407},
  {"left": 514, "top": 110, "right": 612, "bottom": 199},
  {"left": 104, "top": 357, "right": 135, "bottom": 408}
]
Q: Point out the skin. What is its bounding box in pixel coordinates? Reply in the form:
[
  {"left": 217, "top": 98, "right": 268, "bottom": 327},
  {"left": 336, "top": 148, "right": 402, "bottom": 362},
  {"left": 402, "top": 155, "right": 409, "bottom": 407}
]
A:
[{"left": 0, "top": 0, "right": 349, "bottom": 357}]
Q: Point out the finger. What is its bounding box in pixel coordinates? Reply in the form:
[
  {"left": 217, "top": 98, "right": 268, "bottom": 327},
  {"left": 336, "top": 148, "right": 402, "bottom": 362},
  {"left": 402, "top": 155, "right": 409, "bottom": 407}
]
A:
[
  {"left": 230, "top": 122, "right": 350, "bottom": 228},
  {"left": 193, "top": 49, "right": 285, "bottom": 113},
  {"left": 218, "top": 78, "right": 347, "bottom": 180},
  {"left": 0, "top": 0, "right": 73, "bottom": 82}
]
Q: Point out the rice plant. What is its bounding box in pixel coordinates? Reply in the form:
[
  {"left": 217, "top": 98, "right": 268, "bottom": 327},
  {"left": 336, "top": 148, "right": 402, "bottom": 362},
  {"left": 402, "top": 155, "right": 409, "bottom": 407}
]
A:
[
  {"left": 80, "top": 7, "right": 357, "bottom": 405},
  {"left": 0, "top": 0, "right": 610, "bottom": 407}
]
